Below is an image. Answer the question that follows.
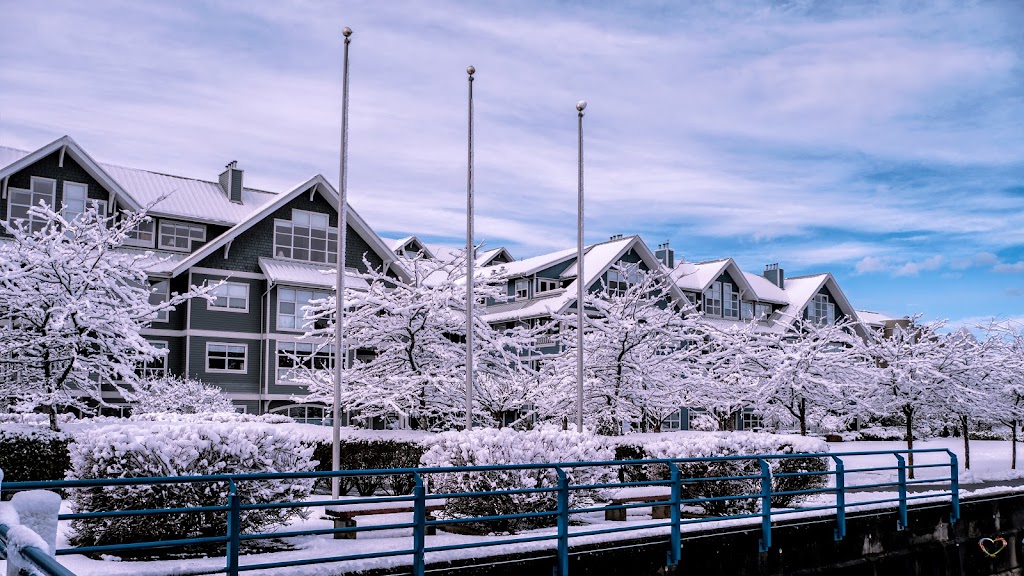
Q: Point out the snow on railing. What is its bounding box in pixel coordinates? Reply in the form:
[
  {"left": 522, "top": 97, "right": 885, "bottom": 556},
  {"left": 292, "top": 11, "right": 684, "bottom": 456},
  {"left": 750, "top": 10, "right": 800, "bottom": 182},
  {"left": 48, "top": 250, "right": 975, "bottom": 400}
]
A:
[{"left": 0, "top": 469, "right": 73, "bottom": 576}]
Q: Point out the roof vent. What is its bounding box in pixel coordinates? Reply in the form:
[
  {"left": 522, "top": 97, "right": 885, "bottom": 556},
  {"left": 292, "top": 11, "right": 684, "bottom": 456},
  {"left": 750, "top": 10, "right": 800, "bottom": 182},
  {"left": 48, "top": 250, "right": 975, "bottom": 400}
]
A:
[
  {"left": 763, "top": 263, "right": 784, "bottom": 289},
  {"left": 219, "top": 161, "right": 244, "bottom": 204}
]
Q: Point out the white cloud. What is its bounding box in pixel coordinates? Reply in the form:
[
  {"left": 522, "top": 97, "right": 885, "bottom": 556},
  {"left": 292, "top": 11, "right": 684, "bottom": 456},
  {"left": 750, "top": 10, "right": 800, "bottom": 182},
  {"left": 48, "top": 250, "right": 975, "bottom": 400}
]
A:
[
  {"left": 994, "top": 261, "right": 1024, "bottom": 273},
  {"left": 893, "top": 255, "right": 944, "bottom": 277}
]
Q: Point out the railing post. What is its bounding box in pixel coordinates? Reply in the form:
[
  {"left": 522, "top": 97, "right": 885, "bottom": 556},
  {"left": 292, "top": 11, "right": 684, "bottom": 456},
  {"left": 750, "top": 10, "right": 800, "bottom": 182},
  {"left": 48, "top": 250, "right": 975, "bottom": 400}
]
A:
[
  {"left": 948, "top": 451, "right": 960, "bottom": 524},
  {"left": 412, "top": 472, "right": 426, "bottom": 576},
  {"left": 894, "top": 453, "right": 908, "bottom": 531},
  {"left": 757, "top": 459, "right": 772, "bottom": 553},
  {"left": 667, "top": 462, "right": 681, "bottom": 567},
  {"left": 830, "top": 455, "right": 846, "bottom": 541},
  {"left": 226, "top": 479, "right": 241, "bottom": 576},
  {"left": 554, "top": 467, "right": 569, "bottom": 576}
]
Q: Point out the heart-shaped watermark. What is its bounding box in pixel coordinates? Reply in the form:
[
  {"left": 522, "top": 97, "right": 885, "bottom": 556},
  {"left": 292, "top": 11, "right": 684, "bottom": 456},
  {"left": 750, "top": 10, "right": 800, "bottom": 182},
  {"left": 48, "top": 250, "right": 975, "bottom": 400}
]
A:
[{"left": 978, "top": 537, "right": 1007, "bottom": 558}]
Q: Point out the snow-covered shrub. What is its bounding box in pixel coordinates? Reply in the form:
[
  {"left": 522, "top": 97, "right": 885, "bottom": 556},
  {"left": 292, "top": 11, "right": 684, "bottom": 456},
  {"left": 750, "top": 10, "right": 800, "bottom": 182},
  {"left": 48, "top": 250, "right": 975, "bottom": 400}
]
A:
[
  {"left": 125, "top": 375, "right": 236, "bottom": 415},
  {"left": 311, "top": 438, "right": 426, "bottom": 496},
  {"left": 643, "top": 433, "right": 829, "bottom": 515},
  {"left": 67, "top": 421, "right": 315, "bottom": 549},
  {"left": 0, "top": 426, "right": 70, "bottom": 487},
  {"left": 420, "top": 428, "right": 615, "bottom": 534},
  {"left": 689, "top": 414, "right": 719, "bottom": 432},
  {"left": 128, "top": 411, "right": 294, "bottom": 424}
]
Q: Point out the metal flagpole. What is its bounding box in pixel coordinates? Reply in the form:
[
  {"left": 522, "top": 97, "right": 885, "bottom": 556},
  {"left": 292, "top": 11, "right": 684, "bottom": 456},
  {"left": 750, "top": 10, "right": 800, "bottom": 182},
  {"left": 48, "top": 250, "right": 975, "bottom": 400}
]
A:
[
  {"left": 332, "top": 26, "right": 352, "bottom": 499},
  {"left": 576, "top": 100, "right": 586, "bottom": 433},
  {"left": 465, "top": 65, "right": 476, "bottom": 431}
]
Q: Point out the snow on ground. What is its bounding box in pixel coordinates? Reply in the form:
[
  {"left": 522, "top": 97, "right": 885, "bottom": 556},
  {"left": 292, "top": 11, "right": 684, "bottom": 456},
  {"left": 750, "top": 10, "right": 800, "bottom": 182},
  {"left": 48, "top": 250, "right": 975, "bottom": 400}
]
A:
[{"left": 4, "top": 437, "right": 1024, "bottom": 575}]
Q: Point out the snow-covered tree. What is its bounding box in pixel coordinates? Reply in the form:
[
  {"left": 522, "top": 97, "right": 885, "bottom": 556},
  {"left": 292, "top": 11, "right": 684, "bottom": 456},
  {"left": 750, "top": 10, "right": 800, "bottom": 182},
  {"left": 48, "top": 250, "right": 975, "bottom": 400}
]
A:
[
  {"left": 758, "top": 317, "right": 873, "bottom": 435},
  {"left": 982, "top": 321, "right": 1024, "bottom": 468},
  {"left": 0, "top": 203, "right": 212, "bottom": 430},
  {"left": 548, "top": 266, "right": 702, "bottom": 433},
  {"left": 855, "top": 317, "right": 953, "bottom": 478},
  {"left": 124, "top": 375, "right": 236, "bottom": 415},
  {"left": 684, "top": 320, "right": 768, "bottom": 431},
  {"left": 301, "top": 252, "right": 529, "bottom": 431}
]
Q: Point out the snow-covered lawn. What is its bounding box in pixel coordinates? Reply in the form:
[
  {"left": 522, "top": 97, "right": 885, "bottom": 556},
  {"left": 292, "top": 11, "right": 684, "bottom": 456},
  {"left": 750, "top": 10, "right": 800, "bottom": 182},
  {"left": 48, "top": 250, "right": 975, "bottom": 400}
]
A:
[{"left": 5, "top": 437, "right": 1024, "bottom": 576}]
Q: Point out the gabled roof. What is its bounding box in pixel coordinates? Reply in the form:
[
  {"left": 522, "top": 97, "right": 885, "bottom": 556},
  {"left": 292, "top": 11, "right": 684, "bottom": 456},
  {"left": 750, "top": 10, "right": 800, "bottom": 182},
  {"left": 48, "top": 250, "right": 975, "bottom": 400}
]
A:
[
  {"left": 669, "top": 258, "right": 757, "bottom": 298},
  {"left": 741, "top": 272, "right": 789, "bottom": 305},
  {"left": 168, "top": 174, "right": 410, "bottom": 282},
  {"left": 0, "top": 136, "right": 143, "bottom": 212},
  {"left": 480, "top": 235, "right": 687, "bottom": 323},
  {"left": 855, "top": 309, "right": 894, "bottom": 327},
  {"left": 0, "top": 137, "right": 279, "bottom": 226},
  {"left": 779, "top": 273, "right": 862, "bottom": 332},
  {"left": 477, "top": 247, "right": 514, "bottom": 267},
  {"left": 381, "top": 235, "right": 437, "bottom": 260}
]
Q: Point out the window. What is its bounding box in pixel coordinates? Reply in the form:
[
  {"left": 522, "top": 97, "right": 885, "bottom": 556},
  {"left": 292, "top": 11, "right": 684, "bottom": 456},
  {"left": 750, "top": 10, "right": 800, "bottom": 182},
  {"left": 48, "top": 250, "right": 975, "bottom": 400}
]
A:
[
  {"left": 514, "top": 279, "right": 529, "bottom": 300},
  {"left": 136, "top": 341, "right": 167, "bottom": 379},
  {"left": 159, "top": 220, "right": 206, "bottom": 251},
  {"left": 607, "top": 264, "right": 639, "bottom": 296},
  {"left": 755, "top": 303, "right": 772, "bottom": 320},
  {"left": 8, "top": 177, "right": 56, "bottom": 233},
  {"left": 277, "top": 287, "right": 330, "bottom": 331},
  {"left": 206, "top": 343, "right": 247, "bottom": 372},
  {"left": 273, "top": 210, "right": 338, "bottom": 264},
  {"left": 536, "top": 278, "right": 559, "bottom": 294},
  {"left": 61, "top": 182, "right": 106, "bottom": 224},
  {"left": 277, "top": 342, "right": 335, "bottom": 383},
  {"left": 126, "top": 219, "right": 156, "bottom": 248},
  {"left": 741, "top": 301, "right": 754, "bottom": 320},
  {"left": 661, "top": 409, "right": 683, "bottom": 432},
  {"left": 809, "top": 294, "right": 834, "bottom": 324},
  {"left": 271, "top": 404, "right": 332, "bottom": 425},
  {"left": 703, "top": 281, "right": 722, "bottom": 316},
  {"left": 150, "top": 280, "right": 170, "bottom": 322},
  {"left": 722, "top": 282, "right": 739, "bottom": 319},
  {"left": 688, "top": 408, "right": 711, "bottom": 430},
  {"left": 742, "top": 410, "right": 763, "bottom": 431},
  {"left": 210, "top": 282, "right": 249, "bottom": 312}
]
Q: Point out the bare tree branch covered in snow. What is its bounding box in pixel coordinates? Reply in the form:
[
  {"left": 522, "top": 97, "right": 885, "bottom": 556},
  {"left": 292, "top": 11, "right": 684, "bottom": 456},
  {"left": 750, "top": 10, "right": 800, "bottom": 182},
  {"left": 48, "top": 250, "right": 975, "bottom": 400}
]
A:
[{"left": 0, "top": 203, "right": 213, "bottom": 430}]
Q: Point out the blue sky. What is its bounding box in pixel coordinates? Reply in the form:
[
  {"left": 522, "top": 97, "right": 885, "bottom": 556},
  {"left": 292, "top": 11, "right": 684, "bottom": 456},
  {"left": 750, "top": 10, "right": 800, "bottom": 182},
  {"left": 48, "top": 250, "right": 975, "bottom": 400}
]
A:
[{"left": 1, "top": 1, "right": 1022, "bottom": 326}]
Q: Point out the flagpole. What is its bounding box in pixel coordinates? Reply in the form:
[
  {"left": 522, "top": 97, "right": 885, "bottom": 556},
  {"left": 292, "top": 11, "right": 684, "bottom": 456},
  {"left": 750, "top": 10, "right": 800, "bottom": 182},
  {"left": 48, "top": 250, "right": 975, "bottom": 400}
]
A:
[
  {"left": 465, "top": 65, "right": 476, "bottom": 431},
  {"left": 576, "top": 99, "right": 587, "bottom": 433},
  {"left": 332, "top": 26, "right": 352, "bottom": 499}
]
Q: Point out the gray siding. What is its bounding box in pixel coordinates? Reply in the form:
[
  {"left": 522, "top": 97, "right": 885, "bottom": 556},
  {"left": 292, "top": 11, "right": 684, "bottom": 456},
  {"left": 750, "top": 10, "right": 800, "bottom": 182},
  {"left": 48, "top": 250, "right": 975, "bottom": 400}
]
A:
[
  {"left": 1, "top": 152, "right": 110, "bottom": 231},
  {"left": 189, "top": 273, "right": 265, "bottom": 334},
  {"left": 187, "top": 335, "right": 261, "bottom": 394}
]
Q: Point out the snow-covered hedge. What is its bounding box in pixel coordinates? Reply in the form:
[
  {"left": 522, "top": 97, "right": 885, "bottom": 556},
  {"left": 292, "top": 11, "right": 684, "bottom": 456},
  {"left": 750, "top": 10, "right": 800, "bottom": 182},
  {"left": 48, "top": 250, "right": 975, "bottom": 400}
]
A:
[
  {"left": 0, "top": 426, "right": 71, "bottom": 485},
  {"left": 67, "top": 421, "right": 315, "bottom": 549},
  {"left": 420, "top": 428, "right": 615, "bottom": 534},
  {"left": 636, "top": 432, "right": 829, "bottom": 515},
  {"left": 311, "top": 438, "right": 426, "bottom": 496}
]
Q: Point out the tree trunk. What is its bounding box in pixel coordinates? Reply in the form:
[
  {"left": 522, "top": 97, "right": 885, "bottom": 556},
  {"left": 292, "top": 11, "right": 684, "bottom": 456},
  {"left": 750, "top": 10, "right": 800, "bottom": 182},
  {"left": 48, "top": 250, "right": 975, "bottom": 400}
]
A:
[
  {"left": 799, "top": 398, "right": 807, "bottom": 436},
  {"left": 904, "top": 407, "right": 915, "bottom": 480},
  {"left": 1013, "top": 421, "right": 1018, "bottom": 470},
  {"left": 960, "top": 415, "right": 970, "bottom": 470},
  {"left": 48, "top": 404, "right": 59, "bottom": 432}
]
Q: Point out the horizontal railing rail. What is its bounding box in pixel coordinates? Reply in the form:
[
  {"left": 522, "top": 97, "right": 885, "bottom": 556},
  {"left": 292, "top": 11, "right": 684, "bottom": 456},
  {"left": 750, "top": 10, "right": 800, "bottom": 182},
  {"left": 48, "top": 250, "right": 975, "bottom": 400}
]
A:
[{"left": 0, "top": 448, "right": 961, "bottom": 576}]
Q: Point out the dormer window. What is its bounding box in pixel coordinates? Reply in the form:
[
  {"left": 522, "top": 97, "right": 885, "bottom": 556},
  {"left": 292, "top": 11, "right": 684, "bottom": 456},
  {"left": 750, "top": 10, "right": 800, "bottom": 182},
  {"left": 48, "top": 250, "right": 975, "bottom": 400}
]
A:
[
  {"left": 159, "top": 220, "right": 206, "bottom": 252},
  {"left": 274, "top": 210, "right": 338, "bottom": 264},
  {"left": 722, "top": 282, "right": 739, "bottom": 319},
  {"left": 607, "top": 264, "right": 639, "bottom": 296},
  {"left": 8, "top": 177, "right": 55, "bottom": 233},
  {"left": 809, "top": 294, "right": 835, "bottom": 324},
  {"left": 536, "top": 278, "right": 559, "bottom": 294},
  {"left": 703, "top": 281, "right": 722, "bottom": 316},
  {"left": 514, "top": 278, "right": 529, "bottom": 299},
  {"left": 62, "top": 182, "right": 106, "bottom": 223}
]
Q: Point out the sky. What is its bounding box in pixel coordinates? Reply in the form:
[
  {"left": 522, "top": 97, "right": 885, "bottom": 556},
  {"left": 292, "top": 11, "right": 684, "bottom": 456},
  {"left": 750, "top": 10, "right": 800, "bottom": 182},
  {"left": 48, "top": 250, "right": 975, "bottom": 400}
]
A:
[{"left": 1, "top": 0, "right": 1022, "bottom": 326}]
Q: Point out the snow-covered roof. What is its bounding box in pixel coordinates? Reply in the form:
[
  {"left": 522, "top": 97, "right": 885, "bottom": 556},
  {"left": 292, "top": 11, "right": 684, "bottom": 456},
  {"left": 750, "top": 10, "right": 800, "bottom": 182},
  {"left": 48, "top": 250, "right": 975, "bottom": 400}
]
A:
[
  {"left": 0, "top": 145, "right": 30, "bottom": 168},
  {"left": 855, "top": 310, "right": 894, "bottom": 327},
  {"left": 670, "top": 259, "right": 729, "bottom": 292},
  {"left": 127, "top": 249, "right": 190, "bottom": 276},
  {"left": 477, "top": 247, "right": 514, "bottom": 267},
  {"left": 258, "top": 257, "right": 369, "bottom": 291},
  {"left": 742, "top": 272, "right": 789, "bottom": 305},
  {"left": 478, "top": 246, "right": 579, "bottom": 279}
]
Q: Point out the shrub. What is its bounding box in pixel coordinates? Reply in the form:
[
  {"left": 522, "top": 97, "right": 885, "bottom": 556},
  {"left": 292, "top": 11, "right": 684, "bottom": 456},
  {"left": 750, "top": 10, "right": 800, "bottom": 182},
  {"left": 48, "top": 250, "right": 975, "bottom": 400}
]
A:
[
  {"left": 613, "top": 443, "right": 649, "bottom": 483},
  {"left": 125, "top": 375, "right": 236, "bottom": 415},
  {"left": 642, "top": 433, "right": 829, "bottom": 515},
  {"left": 0, "top": 426, "right": 71, "bottom": 488},
  {"left": 311, "top": 438, "right": 426, "bottom": 496},
  {"left": 67, "top": 421, "right": 315, "bottom": 551},
  {"left": 420, "top": 428, "right": 614, "bottom": 534}
]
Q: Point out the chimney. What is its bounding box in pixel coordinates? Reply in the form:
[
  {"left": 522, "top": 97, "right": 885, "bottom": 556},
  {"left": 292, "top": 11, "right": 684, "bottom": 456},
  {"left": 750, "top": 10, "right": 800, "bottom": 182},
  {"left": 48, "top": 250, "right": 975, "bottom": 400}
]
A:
[
  {"left": 609, "top": 234, "right": 624, "bottom": 241},
  {"left": 655, "top": 241, "right": 675, "bottom": 269},
  {"left": 763, "top": 263, "right": 784, "bottom": 289},
  {"left": 219, "top": 161, "right": 244, "bottom": 204}
]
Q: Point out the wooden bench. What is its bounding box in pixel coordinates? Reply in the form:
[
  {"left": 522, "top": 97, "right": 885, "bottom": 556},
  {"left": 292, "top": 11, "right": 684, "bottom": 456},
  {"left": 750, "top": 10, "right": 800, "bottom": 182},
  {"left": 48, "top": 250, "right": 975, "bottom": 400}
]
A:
[
  {"left": 325, "top": 499, "right": 447, "bottom": 539},
  {"left": 605, "top": 492, "right": 675, "bottom": 521}
]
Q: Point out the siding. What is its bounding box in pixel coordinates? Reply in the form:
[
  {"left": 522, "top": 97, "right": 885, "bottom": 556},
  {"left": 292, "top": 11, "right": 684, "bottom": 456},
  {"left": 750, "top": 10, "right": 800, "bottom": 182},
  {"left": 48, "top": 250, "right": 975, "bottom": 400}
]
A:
[
  {"left": 1, "top": 152, "right": 110, "bottom": 230},
  {"left": 188, "top": 335, "right": 261, "bottom": 395},
  {"left": 189, "top": 273, "right": 265, "bottom": 334}
]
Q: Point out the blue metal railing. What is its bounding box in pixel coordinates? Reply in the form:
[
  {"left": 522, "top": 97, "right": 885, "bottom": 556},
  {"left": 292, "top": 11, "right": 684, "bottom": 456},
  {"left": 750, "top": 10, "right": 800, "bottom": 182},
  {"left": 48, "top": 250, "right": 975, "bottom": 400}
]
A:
[{"left": 0, "top": 448, "right": 961, "bottom": 576}]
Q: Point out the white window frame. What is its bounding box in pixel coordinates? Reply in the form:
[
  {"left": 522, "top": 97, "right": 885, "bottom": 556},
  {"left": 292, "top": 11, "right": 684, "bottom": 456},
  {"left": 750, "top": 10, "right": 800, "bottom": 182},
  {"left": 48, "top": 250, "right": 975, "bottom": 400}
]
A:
[
  {"left": 703, "top": 281, "right": 723, "bottom": 317},
  {"left": 276, "top": 342, "right": 335, "bottom": 384},
  {"left": 740, "top": 301, "right": 754, "bottom": 320},
  {"left": 159, "top": 219, "right": 206, "bottom": 252},
  {"left": 661, "top": 409, "right": 683, "bottom": 432},
  {"left": 209, "top": 282, "right": 249, "bottom": 312},
  {"left": 150, "top": 280, "right": 170, "bottom": 323},
  {"left": 7, "top": 177, "right": 56, "bottom": 233},
  {"left": 536, "top": 278, "right": 559, "bottom": 294},
  {"left": 755, "top": 303, "right": 772, "bottom": 320},
  {"left": 272, "top": 209, "right": 338, "bottom": 264},
  {"left": 514, "top": 278, "right": 529, "bottom": 300},
  {"left": 206, "top": 342, "right": 247, "bottom": 373},
  {"left": 810, "top": 294, "right": 832, "bottom": 324},
  {"left": 742, "top": 409, "right": 764, "bottom": 431},
  {"left": 277, "top": 287, "right": 331, "bottom": 332},
  {"left": 136, "top": 341, "right": 168, "bottom": 379},
  {"left": 125, "top": 218, "right": 156, "bottom": 248}
]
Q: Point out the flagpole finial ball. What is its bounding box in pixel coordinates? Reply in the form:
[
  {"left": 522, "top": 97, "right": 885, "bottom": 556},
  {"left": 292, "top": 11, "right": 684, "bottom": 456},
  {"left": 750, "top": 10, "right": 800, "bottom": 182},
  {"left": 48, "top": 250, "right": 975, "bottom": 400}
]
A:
[
  {"left": 467, "top": 65, "right": 476, "bottom": 76},
  {"left": 576, "top": 100, "right": 587, "bottom": 112},
  {"left": 342, "top": 27, "right": 353, "bottom": 37}
]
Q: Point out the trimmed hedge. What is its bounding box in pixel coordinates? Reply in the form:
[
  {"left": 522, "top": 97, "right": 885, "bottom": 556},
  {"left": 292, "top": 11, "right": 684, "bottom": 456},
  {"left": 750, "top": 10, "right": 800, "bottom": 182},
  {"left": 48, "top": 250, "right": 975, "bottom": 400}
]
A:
[
  {"left": 0, "top": 426, "right": 71, "bottom": 489},
  {"left": 311, "top": 438, "right": 426, "bottom": 496}
]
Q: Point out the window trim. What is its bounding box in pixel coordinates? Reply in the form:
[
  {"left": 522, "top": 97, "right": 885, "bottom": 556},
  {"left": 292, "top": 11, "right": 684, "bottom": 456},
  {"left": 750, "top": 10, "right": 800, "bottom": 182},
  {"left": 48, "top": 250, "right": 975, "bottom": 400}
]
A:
[
  {"left": 136, "top": 341, "right": 168, "bottom": 379},
  {"left": 276, "top": 341, "right": 335, "bottom": 385},
  {"left": 209, "top": 281, "right": 250, "bottom": 313},
  {"left": 276, "top": 286, "right": 331, "bottom": 333},
  {"left": 7, "top": 177, "right": 56, "bottom": 232},
  {"left": 535, "top": 277, "right": 559, "bottom": 295},
  {"left": 205, "top": 342, "right": 248, "bottom": 373},
  {"left": 125, "top": 218, "right": 157, "bottom": 248},
  {"left": 272, "top": 209, "right": 338, "bottom": 264},
  {"left": 159, "top": 219, "right": 207, "bottom": 252},
  {"left": 514, "top": 278, "right": 529, "bottom": 300},
  {"left": 150, "top": 280, "right": 171, "bottom": 323},
  {"left": 61, "top": 181, "right": 89, "bottom": 222}
]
